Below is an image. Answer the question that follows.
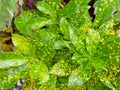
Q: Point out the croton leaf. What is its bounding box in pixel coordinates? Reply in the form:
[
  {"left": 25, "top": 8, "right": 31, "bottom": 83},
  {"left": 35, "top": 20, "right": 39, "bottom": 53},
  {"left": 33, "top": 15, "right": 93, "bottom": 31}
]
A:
[
  {"left": 15, "top": 10, "right": 53, "bottom": 36},
  {"left": 0, "top": 52, "right": 28, "bottom": 68},
  {"left": 60, "top": 17, "right": 70, "bottom": 40},
  {"left": 14, "top": 10, "right": 31, "bottom": 36},
  {"left": 99, "top": 74, "right": 116, "bottom": 90},
  {"left": 36, "top": 1, "right": 56, "bottom": 17},
  {"left": 93, "top": 0, "right": 117, "bottom": 28},
  {"left": 29, "top": 60, "right": 49, "bottom": 84},
  {"left": 72, "top": 52, "right": 88, "bottom": 65},
  {"left": 68, "top": 65, "right": 91, "bottom": 89},
  {"left": 38, "top": 75, "right": 57, "bottom": 90},
  {"left": 50, "top": 59, "right": 71, "bottom": 76},
  {"left": 0, "top": 0, "right": 23, "bottom": 31},
  {"left": 44, "top": 0, "right": 60, "bottom": 11},
  {"left": 12, "top": 34, "right": 35, "bottom": 56},
  {"left": 86, "top": 29, "right": 100, "bottom": 56},
  {"left": 0, "top": 64, "right": 27, "bottom": 89},
  {"left": 26, "top": 17, "right": 52, "bottom": 30}
]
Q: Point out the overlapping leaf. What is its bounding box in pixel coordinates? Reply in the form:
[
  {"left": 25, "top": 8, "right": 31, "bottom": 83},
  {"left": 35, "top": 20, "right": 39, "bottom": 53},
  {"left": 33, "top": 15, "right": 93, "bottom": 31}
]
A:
[
  {"left": 0, "top": 52, "right": 28, "bottom": 68},
  {"left": 12, "top": 34, "right": 35, "bottom": 56},
  {"left": 29, "top": 60, "right": 49, "bottom": 84},
  {"left": 0, "top": 0, "right": 23, "bottom": 31},
  {"left": 36, "top": 1, "right": 56, "bottom": 18},
  {"left": 38, "top": 75, "right": 56, "bottom": 90},
  {"left": 0, "top": 64, "right": 27, "bottom": 89},
  {"left": 86, "top": 29, "right": 100, "bottom": 56},
  {"left": 15, "top": 10, "right": 52, "bottom": 36},
  {"left": 93, "top": 0, "right": 117, "bottom": 28},
  {"left": 68, "top": 64, "right": 91, "bottom": 89}
]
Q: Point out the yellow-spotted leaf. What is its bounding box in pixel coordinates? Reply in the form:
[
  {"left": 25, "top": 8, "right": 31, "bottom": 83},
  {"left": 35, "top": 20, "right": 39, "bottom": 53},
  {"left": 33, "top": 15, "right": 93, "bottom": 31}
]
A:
[
  {"left": 29, "top": 60, "right": 49, "bottom": 84},
  {"left": 86, "top": 29, "right": 100, "bottom": 56},
  {"left": 0, "top": 52, "right": 28, "bottom": 68},
  {"left": 50, "top": 60, "right": 71, "bottom": 76},
  {"left": 12, "top": 34, "right": 35, "bottom": 56}
]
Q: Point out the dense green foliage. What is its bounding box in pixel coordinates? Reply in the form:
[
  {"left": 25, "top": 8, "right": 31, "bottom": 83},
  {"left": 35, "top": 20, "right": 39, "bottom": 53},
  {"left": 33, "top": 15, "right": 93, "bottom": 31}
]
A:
[{"left": 0, "top": 0, "right": 120, "bottom": 89}]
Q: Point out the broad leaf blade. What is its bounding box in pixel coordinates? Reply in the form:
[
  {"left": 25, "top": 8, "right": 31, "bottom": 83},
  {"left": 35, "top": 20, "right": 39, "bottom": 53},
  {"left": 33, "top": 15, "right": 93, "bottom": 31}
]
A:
[
  {"left": 0, "top": 52, "right": 28, "bottom": 68},
  {"left": 50, "top": 60, "right": 71, "bottom": 76},
  {"left": 86, "top": 29, "right": 100, "bottom": 56},
  {"left": 14, "top": 11, "right": 31, "bottom": 36},
  {"left": 36, "top": 1, "right": 56, "bottom": 17},
  {"left": 93, "top": 0, "right": 117, "bottom": 28},
  {"left": 0, "top": 64, "right": 27, "bottom": 89},
  {"left": 26, "top": 17, "right": 52, "bottom": 30},
  {"left": 29, "top": 60, "right": 49, "bottom": 84},
  {"left": 60, "top": 17, "right": 70, "bottom": 40},
  {"left": 0, "top": 0, "right": 23, "bottom": 31},
  {"left": 68, "top": 65, "right": 91, "bottom": 89},
  {"left": 38, "top": 75, "right": 57, "bottom": 90},
  {"left": 12, "top": 34, "right": 35, "bottom": 56}
]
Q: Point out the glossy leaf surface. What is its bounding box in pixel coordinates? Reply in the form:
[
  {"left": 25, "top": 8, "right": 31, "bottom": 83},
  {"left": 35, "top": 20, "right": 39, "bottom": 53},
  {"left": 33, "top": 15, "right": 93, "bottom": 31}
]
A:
[
  {"left": 86, "top": 29, "right": 100, "bottom": 56},
  {"left": 12, "top": 34, "right": 35, "bottom": 56},
  {"left": 0, "top": 52, "right": 28, "bottom": 68},
  {"left": 29, "top": 60, "right": 49, "bottom": 84}
]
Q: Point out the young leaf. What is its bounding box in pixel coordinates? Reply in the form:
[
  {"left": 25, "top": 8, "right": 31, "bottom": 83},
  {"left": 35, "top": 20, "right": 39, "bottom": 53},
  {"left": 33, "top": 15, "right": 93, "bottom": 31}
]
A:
[
  {"left": 29, "top": 60, "right": 49, "bottom": 84},
  {"left": 12, "top": 34, "right": 35, "bottom": 56},
  {"left": 45, "top": 0, "right": 60, "bottom": 11},
  {"left": 93, "top": 0, "right": 117, "bottom": 28},
  {"left": 50, "top": 60, "right": 71, "bottom": 76},
  {"left": 72, "top": 53, "right": 88, "bottom": 65},
  {"left": 86, "top": 29, "right": 100, "bottom": 56},
  {"left": 26, "top": 17, "right": 52, "bottom": 30},
  {"left": 0, "top": 64, "right": 27, "bottom": 89},
  {"left": 69, "top": 26, "right": 89, "bottom": 57},
  {"left": 14, "top": 11, "right": 31, "bottom": 36},
  {"left": 68, "top": 65, "right": 91, "bottom": 89},
  {"left": 36, "top": 1, "right": 56, "bottom": 17},
  {"left": 60, "top": 17, "right": 70, "bottom": 40},
  {"left": 32, "top": 26, "right": 58, "bottom": 67},
  {"left": 0, "top": 52, "right": 28, "bottom": 68},
  {"left": 38, "top": 75, "right": 57, "bottom": 90}
]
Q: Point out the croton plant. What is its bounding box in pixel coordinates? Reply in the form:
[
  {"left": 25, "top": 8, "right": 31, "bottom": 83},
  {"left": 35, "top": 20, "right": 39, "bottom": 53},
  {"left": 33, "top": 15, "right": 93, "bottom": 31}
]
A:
[{"left": 0, "top": 0, "right": 120, "bottom": 90}]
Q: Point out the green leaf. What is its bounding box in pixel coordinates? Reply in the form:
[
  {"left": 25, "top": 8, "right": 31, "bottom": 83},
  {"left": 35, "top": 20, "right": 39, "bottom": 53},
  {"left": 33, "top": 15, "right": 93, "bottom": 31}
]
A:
[
  {"left": 26, "top": 17, "right": 52, "bottom": 30},
  {"left": 68, "top": 26, "right": 89, "bottom": 57},
  {"left": 86, "top": 29, "right": 100, "bottom": 56},
  {"left": 72, "top": 53, "right": 88, "bottom": 65},
  {"left": 0, "top": 0, "right": 23, "bottom": 31},
  {"left": 54, "top": 38, "right": 66, "bottom": 50},
  {"left": 12, "top": 34, "right": 35, "bottom": 56},
  {"left": 89, "top": 56, "right": 105, "bottom": 70},
  {"left": 15, "top": 10, "right": 53, "bottom": 36},
  {"left": 114, "top": 11, "right": 120, "bottom": 24},
  {"left": 45, "top": 0, "right": 60, "bottom": 11},
  {"left": 29, "top": 60, "right": 49, "bottom": 84},
  {"left": 60, "top": 0, "right": 91, "bottom": 28},
  {"left": 14, "top": 11, "right": 31, "bottom": 36},
  {"left": 59, "top": 0, "right": 76, "bottom": 18},
  {"left": 93, "top": 0, "right": 117, "bottom": 28},
  {"left": 50, "top": 59, "right": 71, "bottom": 76},
  {"left": 100, "top": 77, "right": 115, "bottom": 89},
  {"left": 0, "top": 64, "right": 27, "bottom": 89},
  {"left": 60, "top": 17, "right": 70, "bottom": 40},
  {"left": 96, "top": 35, "right": 120, "bottom": 65},
  {"left": 0, "top": 52, "right": 28, "bottom": 68},
  {"left": 36, "top": 1, "right": 56, "bottom": 17},
  {"left": 68, "top": 65, "right": 91, "bottom": 89},
  {"left": 117, "top": 0, "right": 120, "bottom": 11},
  {"left": 38, "top": 75, "right": 57, "bottom": 90}
]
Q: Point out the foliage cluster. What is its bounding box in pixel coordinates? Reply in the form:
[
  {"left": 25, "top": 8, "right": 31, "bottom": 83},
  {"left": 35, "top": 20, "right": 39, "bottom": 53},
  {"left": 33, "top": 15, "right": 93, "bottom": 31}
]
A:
[{"left": 0, "top": 0, "right": 120, "bottom": 90}]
